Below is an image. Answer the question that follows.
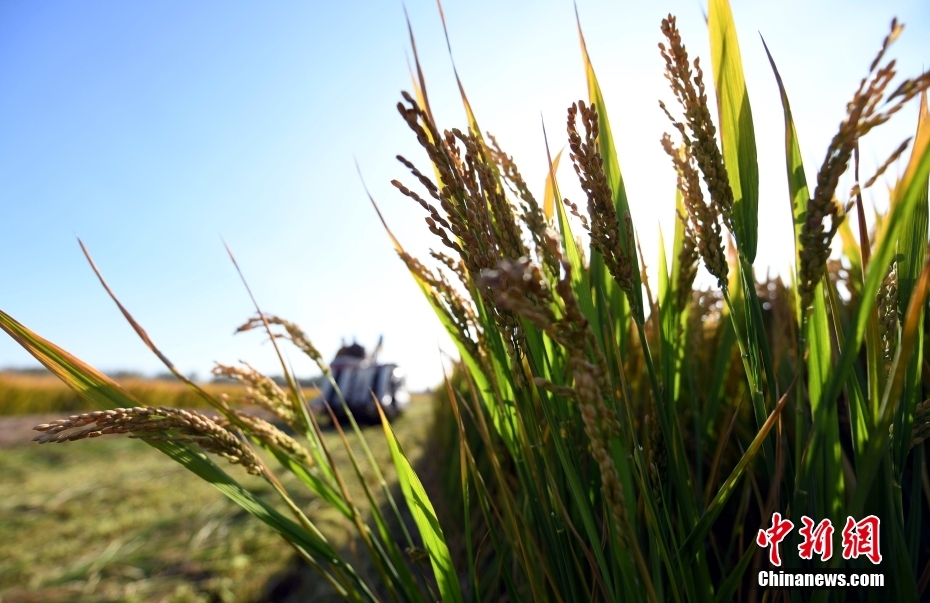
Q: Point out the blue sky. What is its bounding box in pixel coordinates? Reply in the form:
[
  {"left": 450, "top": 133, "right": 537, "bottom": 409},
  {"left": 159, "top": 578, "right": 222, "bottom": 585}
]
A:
[{"left": 1, "top": 0, "right": 927, "bottom": 390}]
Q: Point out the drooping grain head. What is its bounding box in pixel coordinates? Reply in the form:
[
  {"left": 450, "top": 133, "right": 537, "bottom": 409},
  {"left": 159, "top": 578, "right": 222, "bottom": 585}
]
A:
[
  {"left": 661, "top": 136, "right": 729, "bottom": 290},
  {"left": 216, "top": 410, "right": 314, "bottom": 468},
  {"left": 399, "top": 249, "right": 483, "bottom": 363},
  {"left": 479, "top": 242, "right": 632, "bottom": 538},
  {"left": 212, "top": 362, "right": 299, "bottom": 429},
  {"left": 798, "top": 19, "right": 930, "bottom": 314},
  {"left": 659, "top": 15, "right": 736, "bottom": 244},
  {"left": 33, "top": 406, "right": 263, "bottom": 475},
  {"left": 566, "top": 100, "right": 634, "bottom": 293},
  {"left": 395, "top": 93, "right": 534, "bottom": 294},
  {"left": 485, "top": 133, "right": 558, "bottom": 277},
  {"left": 237, "top": 314, "right": 329, "bottom": 373},
  {"left": 878, "top": 261, "right": 899, "bottom": 376}
]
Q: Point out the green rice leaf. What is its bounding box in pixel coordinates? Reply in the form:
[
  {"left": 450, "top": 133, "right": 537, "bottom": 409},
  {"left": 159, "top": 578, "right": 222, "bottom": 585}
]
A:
[
  {"left": 824, "top": 95, "right": 930, "bottom": 414},
  {"left": 763, "top": 39, "right": 843, "bottom": 520},
  {"left": 378, "top": 402, "right": 464, "bottom": 603},
  {"left": 897, "top": 92, "right": 930, "bottom": 313},
  {"left": 708, "top": 0, "right": 758, "bottom": 262},
  {"left": 805, "top": 280, "right": 845, "bottom": 522},
  {"left": 576, "top": 13, "right": 644, "bottom": 321},
  {"left": 893, "top": 92, "right": 929, "bottom": 475},
  {"left": 762, "top": 37, "right": 807, "bottom": 322}
]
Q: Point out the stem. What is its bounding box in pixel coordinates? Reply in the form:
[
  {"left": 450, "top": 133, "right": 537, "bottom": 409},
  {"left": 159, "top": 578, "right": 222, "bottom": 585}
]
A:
[
  {"left": 723, "top": 292, "right": 776, "bottom": 480},
  {"left": 634, "top": 316, "right": 701, "bottom": 529}
]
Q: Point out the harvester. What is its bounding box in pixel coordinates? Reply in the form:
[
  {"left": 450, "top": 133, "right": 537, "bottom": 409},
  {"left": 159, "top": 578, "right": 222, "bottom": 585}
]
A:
[{"left": 313, "top": 337, "right": 409, "bottom": 422}]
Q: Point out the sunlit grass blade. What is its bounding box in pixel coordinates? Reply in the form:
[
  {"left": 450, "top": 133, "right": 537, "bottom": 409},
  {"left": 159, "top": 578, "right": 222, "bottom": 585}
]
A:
[
  {"left": 80, "top": 240, "right": 364, "bottom": 524},
  {"left": 762, "top": 37, "right": 807, "bottom": 322},
  {"left": 526, "top": 381, "right": 621, "bottom": 601},
  {"left": 708, "top": 0, "right": 758, "bottom": 262},
  {"left": 76, "top": 239, "right": 230, "bottom": 413},
  {"left": 441, "top": 371, "right": 479, "bottom": 602},
  {"left": 893, "top": 92, "right": 929, "bottom": 475},
  {"left": 542, "top": 149, "right": 563, "bottom": 221},
  {"left": 802, "top": 106, "right": 930, "bottom": 536},
  {"left": 13, "top": 8, "right": 930, "bottom": 602},
  {"left": 222, "top": 242, "right": 307, "bottom": 418},
  {"left": 805, "top": 279, "right": 845, "bottom": 522},
  {"left": 762, "top": 39, "right": 843, "bottom": 522},
  {"left": 823, "top": 268, "right": 871, "bottom": 462},
  {"left": 82, "top": 239, "right": 349, "bottom": 498},
  {"left": 658, "top": 225, "right": 674, "bottom": 395},
  {"left": 323, "top": 401, "right": 424, "bottom": 602},
  {"left": 403, "top": 6, "right": 436, "bottom": 129},
  {"left": 436, "top": 0, "right": 480, "bottom": 136},
  {"left": 377, "top": 401, "right": 464, "bottom": 603},
  {"left": 576, "top": 8, "right": 643, "bottom": 322},
  {"left": 897, "top": 92, "right": 930, "bottom": 311}
]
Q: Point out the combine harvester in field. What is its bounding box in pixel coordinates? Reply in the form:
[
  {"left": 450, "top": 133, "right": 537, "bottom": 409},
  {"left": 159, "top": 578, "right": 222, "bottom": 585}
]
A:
[{"left": 312, "top": 338, "right": 410, "bottom": 422}]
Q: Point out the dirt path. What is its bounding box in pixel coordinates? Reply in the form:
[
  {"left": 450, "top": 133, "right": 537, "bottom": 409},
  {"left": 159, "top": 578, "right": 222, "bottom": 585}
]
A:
[{"left": 0, "top": 414, "right": 64, "bottom": 448}]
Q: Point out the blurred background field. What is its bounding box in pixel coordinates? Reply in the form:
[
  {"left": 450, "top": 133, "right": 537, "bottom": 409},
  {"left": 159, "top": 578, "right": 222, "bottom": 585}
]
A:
[
  {"left": 0, "top": 370, "right": 321, "bottom": 415},
  {"left": 0, "top": 381, "right": 434, "bottom": 603}
]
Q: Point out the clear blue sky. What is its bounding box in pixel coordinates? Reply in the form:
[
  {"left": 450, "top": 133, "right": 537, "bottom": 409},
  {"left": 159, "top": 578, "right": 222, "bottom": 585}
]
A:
[{"left": 1, "top": 0, "right": 927, "bottom": 390}]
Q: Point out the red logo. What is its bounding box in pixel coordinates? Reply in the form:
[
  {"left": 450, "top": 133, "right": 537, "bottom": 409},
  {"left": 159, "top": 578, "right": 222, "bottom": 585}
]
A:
[
  {"left": 841, "top": 515, "right": 882, "bottom": 564},
  {"left": 758, "top": 514, "right": 881, "bottom": 566},
  {"left": 798, "top": 517, "right": 834, "bottom": 562},
  {"left": 757, "top": 513, "right": 794, "bottom": 566}
]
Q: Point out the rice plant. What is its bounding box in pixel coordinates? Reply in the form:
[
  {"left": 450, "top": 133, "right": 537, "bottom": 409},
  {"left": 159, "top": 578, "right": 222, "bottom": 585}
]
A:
[{"left": 3, "top": 1, "right": 929, "bottom": 601}]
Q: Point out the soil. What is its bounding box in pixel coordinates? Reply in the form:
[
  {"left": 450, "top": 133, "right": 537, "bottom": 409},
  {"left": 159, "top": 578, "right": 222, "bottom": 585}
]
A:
[{"left": 0, "top": 414, "right": 63, "bottom": 448}]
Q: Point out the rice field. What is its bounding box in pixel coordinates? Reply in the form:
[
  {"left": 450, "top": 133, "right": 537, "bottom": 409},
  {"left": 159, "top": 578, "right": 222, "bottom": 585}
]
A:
[
  {"left": 0, "top": 390, "right": 434, "bottom": 603},
  {"left": 2, "top": 0, "right": 929, "bottom": 600},
  {"left": 0, "top": 371, "right": 318, "bottom": 416}
]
